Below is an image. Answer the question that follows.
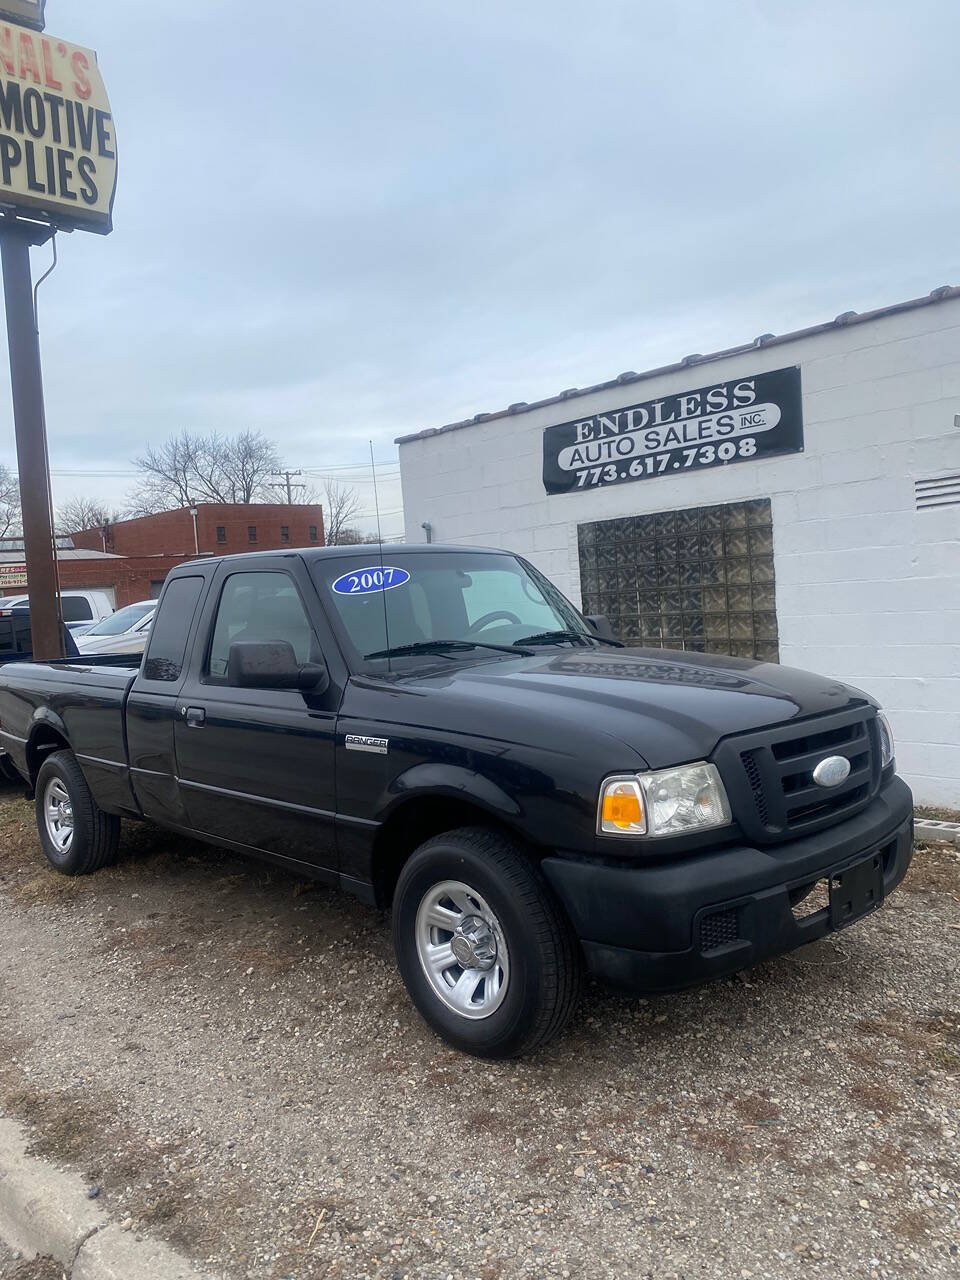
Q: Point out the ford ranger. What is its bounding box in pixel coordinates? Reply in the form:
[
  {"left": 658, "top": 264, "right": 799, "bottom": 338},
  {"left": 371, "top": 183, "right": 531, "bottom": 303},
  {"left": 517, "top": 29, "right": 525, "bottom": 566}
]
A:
[{"left": 0, "top": 545, "right": 913, "bottom": 1056}]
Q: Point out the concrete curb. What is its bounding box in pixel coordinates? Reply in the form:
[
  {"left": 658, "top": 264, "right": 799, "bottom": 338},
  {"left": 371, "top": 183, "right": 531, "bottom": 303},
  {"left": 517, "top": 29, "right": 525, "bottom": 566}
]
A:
[
  {"left": 915, "top": 818, "right": 960, "bottom": 848},
  {"left": 0, "top": 1117, "right": 217, "bottom": 1279},
  {"left": 72, "top": 1224, "right": 212, "bottom": 1280}
]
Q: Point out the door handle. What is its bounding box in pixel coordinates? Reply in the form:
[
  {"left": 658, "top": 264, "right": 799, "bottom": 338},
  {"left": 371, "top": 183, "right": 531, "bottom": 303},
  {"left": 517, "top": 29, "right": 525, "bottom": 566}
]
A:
[{"left": 184, "top": 706, "right": 206, "bottom": 728}]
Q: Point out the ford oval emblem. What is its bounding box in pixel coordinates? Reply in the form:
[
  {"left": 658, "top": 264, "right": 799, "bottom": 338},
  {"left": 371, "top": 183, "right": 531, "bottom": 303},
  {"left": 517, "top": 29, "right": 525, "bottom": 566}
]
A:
[{"left": 812, "top": 755, "right": 851, "bottom": 788}]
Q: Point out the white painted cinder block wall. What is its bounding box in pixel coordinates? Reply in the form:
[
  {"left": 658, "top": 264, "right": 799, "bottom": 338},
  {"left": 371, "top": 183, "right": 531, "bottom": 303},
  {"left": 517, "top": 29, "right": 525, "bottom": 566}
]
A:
[{"left": 399, "top": 297, "right": 960, "bottom": 805}]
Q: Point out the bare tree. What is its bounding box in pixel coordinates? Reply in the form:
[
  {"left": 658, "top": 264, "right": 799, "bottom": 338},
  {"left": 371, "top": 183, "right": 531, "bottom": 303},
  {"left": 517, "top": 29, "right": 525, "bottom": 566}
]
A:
[
  {"left": 322, "top": 478, "right": 363, "bottom": 544},
  {"left": 126, "top": 430, "right": 280, "bottom": 514},
  {"left": 56, "top": 495, "right": 118, "bottom": 535},
  {"left": 0, "top": 464, "right": 22, "bottom": 539},
  {"left": 334, "top": 526, "right": 382, "bottom": 545}
]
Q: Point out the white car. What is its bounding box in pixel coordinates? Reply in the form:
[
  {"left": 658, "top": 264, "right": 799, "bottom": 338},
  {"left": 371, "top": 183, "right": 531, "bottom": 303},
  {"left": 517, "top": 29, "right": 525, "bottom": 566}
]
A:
[
  {"left": 0, "top": 588, "right": 115, "bottom": 631},
  {"left": 75, "top": 600, "right": 156, "bottom": 655}
]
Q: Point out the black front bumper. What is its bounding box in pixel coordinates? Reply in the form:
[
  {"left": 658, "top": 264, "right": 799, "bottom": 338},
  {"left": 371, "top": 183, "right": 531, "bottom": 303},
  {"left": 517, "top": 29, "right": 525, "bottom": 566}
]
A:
[{"left": 541, "top": 776, "right": 914, "bottom": 994}]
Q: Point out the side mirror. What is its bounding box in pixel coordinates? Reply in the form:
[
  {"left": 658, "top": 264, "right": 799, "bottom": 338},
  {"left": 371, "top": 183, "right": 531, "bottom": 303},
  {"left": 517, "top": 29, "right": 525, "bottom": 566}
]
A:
[
  {"left": 227, "top": 640, "right": 330, "bottom": 693},
  {"left": 584, "top": 614, "right": 616, "bottom": 642}
]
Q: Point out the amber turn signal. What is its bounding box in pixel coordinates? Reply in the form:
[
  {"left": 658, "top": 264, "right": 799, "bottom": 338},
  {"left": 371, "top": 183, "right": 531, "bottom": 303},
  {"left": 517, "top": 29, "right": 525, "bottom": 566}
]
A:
[{"left": 598, "top": 777, "right": 647, "bottom": 835}]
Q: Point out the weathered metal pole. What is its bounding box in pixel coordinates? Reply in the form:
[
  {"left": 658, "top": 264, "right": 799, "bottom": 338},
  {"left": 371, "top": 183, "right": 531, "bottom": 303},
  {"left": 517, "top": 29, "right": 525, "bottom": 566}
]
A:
[{"left": 0, "top": 219, "right": 65, "bottom": 660}]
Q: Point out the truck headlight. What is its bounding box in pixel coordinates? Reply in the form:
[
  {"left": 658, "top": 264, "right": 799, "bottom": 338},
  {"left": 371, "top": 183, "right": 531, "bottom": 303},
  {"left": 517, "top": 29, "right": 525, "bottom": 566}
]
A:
[
  {"left": 598, "top": 763, "right": 731, "bottom": 838},
  {"left": 877, "top": 712, "right": 895, "bottom": 770}
]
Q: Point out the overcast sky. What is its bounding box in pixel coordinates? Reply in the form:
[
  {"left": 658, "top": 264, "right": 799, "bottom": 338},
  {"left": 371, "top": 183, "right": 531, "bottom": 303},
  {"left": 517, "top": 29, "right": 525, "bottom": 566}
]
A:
[{"left": 1, "top": 0, "right": 958, "bottom": 538}]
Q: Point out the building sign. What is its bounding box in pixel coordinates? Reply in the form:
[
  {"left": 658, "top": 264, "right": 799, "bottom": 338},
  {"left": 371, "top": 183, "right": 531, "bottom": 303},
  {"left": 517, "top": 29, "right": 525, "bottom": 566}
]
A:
[
  {"left": 0, "top": 18, "right": 117, "bottom": 232},
  {"left": 542, "top": 365, "right": 803, "bottom": 496},
  {"left": 0, "top": 563, "right": 28, "bottom": 588},
  {"left": 0, "top": 3, "right": 45, "bottom": 33}
]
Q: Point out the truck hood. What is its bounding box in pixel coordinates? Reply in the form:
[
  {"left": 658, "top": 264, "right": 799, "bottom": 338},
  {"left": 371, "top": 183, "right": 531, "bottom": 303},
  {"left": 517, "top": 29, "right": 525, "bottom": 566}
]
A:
[{"left": 405, "top": 647, "right": 869, "bottom": 769}]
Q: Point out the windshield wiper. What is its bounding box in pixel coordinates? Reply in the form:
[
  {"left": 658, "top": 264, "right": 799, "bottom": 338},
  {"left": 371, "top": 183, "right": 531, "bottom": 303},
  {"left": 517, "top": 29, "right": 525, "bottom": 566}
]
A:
[
  {"left": 364, "top": 639, "right": 534, "bottom": 660},
  {"left": 513, "top": 629, "right": 623, "bottom": 648}
]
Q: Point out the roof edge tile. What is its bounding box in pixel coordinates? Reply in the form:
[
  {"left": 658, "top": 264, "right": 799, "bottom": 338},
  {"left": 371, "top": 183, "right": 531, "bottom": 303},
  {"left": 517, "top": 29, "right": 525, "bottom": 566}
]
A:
[{"left": 396, "top": 284, "right": 959, "bottom": 446}]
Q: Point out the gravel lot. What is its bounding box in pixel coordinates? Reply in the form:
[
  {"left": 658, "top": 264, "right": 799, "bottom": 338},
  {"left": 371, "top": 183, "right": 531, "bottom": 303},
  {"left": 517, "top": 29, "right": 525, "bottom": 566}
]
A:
[
  {"left": 0, "top": 784, "right": 957, "bottom": 1280},
  {"left": 0, "top": 1241, "right": 61, "bottom": 1280}
]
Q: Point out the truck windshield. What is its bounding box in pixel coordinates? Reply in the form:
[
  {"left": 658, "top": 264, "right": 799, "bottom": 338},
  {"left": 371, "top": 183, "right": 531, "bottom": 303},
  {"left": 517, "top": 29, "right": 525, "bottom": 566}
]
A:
[{"left": 313, "top": 551, "right": 593, "bottom": 667}]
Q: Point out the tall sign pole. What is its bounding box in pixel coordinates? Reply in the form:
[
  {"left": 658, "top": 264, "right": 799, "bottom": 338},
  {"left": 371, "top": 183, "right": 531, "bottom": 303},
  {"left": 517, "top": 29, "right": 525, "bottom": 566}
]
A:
[
  {"left": 0, "top": 0, "right": 117, "bottom": 658},
  {"left": 0, "top": 215, "right": 61, "bottom": 656}
]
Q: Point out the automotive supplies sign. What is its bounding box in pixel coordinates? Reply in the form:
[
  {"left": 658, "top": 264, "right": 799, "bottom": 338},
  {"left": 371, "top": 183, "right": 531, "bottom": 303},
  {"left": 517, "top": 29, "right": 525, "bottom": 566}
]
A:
[
  {"left": 0, "top": 19, "right": 116, "bottom": 232},
  {"left": 542, "top": 366, "right": 803, "bottom": 495}
]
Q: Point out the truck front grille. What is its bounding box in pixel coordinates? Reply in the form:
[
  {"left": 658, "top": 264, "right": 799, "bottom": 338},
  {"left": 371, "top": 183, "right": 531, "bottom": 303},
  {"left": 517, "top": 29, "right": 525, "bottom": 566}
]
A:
[{"left": 716, "top": 705, "right": 882, "bottom": 844}]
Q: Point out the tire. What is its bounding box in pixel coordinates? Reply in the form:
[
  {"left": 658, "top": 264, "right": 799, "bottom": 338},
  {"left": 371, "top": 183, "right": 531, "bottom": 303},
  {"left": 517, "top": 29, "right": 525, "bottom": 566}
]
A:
[
  {"left": 35, "top": 750, "right": 120, "bottom": 876},
  {"left": 392, "top": 826, "right": 582, "bottom": 1058}
]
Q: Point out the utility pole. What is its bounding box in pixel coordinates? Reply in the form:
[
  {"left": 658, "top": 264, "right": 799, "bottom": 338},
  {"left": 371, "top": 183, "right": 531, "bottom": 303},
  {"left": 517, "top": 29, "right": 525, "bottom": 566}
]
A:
[
  {"left": 0, "top": 217, "right": 64, "bottom": 659},
  {"left": 271, "top": 468, "right": 305, "bottom": 504},
  {"left": 0, "top": 5, "right": 117, "bottom": 660}
]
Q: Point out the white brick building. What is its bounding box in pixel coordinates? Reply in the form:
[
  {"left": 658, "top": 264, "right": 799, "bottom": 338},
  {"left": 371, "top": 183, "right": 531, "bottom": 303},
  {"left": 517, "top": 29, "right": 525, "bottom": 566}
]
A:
[{"left": 397, "top": 287, "right": 960, "bottom": 806}]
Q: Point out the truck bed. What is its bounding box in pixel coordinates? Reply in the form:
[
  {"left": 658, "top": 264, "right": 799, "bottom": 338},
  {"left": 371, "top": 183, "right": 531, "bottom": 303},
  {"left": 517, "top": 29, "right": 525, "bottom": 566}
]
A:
[{"left": 0, "top": 655, "right": 141, "bottom": 801}]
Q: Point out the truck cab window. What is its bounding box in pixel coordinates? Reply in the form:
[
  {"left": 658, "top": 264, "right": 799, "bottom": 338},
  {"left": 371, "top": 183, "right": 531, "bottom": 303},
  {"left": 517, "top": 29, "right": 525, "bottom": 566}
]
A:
[
  {"left": 142, "top": 577, "right": 204, "bottom": 682},
  {"left": 207, "top": 572, "right": 318, "bottom": 679},
  {"left": 61, "top": 597, "right": 93, "bottom": 622}
]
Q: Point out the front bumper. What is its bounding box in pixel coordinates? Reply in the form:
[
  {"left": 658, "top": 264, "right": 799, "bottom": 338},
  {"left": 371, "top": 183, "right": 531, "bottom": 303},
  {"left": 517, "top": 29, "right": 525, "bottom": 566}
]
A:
[{"left": 541, "top": 775, "right": 914, "bottom": 994}]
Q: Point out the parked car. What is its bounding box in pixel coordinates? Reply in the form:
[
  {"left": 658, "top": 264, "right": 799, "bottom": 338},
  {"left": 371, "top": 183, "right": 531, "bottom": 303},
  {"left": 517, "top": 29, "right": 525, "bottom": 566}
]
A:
[
  {"left": 75, "top": 600, "right": 156, "bottom": 656},
  {"left": 0, "top": 589, "right": 115, "bottom": 632},
  {"left": 0, "top": 612, "right": 81, "bottom": 662},
  {"left": 0, "top": 545, "right": 912, "bottom": 1057}
]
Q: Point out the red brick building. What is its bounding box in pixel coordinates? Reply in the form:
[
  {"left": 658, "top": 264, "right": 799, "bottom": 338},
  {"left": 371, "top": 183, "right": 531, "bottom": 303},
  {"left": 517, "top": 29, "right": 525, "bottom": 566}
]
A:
[
  {"left": 57, "top": 551, "right": 199, "bottom": 607},
  {"left": 0, "top": 504, "right": 329, "bottom": 610},
  {"left": 70, "top": 503, "right": 326, "bottom": 559},
  {"left": 0, "top": 549, "right": 196, "bottom": 609}
]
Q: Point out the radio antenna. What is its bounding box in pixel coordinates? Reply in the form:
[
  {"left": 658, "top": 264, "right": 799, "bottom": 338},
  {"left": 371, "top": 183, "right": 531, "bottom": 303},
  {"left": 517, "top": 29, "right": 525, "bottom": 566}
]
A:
[{"left": 370, "top": 441, "right": 391, "bottom": 673}]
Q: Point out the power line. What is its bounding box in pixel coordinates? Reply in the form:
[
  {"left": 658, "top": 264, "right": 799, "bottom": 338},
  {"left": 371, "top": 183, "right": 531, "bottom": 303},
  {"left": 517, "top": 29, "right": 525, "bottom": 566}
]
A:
[
  {"left": 302, "top": 464, "right": 399, "bottom": 475},
  {"left": 270, "top": 468, "right": 305, "bottom": 503},
  {"left": 42, "top": 460, "right": 400, "bottom": 480}
]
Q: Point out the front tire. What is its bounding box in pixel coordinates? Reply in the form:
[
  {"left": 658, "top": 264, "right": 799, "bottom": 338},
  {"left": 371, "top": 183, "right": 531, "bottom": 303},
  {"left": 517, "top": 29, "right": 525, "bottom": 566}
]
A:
[
  {"left": 392, "top": 827, "right": 582, "bottom": 1057},
  {"left": 35, "top": 750, "right": 120, "bottom": 875}
]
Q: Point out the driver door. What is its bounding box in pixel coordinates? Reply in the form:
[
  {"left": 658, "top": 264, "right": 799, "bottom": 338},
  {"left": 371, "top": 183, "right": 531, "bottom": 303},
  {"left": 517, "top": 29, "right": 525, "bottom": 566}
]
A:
[{"left": 174, "top": 561, "right": 341, "bottom": 873}]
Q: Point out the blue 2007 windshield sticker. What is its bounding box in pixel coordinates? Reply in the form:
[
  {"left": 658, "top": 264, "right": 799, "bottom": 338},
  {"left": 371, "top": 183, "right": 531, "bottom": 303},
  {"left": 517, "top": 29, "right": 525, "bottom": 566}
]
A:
[{"left": 331, "top": 566, "right": 410, "bottom": 596}]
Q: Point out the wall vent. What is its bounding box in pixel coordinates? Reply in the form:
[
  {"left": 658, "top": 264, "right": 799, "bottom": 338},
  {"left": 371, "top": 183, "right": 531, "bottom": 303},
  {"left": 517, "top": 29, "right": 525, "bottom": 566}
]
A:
[{"left": 915, "top": 473, "right": 960, "bottom": 510}]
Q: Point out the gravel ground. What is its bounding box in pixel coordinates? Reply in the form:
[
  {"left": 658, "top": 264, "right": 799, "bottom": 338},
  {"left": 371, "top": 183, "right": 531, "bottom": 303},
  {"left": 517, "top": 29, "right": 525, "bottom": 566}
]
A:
[
  {"left": 0, "top": 1241, "right": 61, "bottom": 1280},
  {"left": 0, "top": 785, "right": 957, "bottom": 1280}
]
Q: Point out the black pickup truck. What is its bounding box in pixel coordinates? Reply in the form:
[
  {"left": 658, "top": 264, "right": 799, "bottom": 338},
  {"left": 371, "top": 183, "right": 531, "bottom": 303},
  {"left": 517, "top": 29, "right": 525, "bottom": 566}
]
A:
[{"left": 0, "top": 545, "right": 912, "bottom": 1056}]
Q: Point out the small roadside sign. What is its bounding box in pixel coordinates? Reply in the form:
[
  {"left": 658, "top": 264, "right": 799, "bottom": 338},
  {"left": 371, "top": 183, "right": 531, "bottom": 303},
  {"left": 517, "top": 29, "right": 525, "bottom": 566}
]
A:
[{"left": 0, "top": 563, "right": 28, "bottom": 588}]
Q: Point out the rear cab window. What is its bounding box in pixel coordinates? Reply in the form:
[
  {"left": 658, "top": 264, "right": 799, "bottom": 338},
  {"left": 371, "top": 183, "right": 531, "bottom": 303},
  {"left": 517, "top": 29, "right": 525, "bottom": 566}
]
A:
[
  {"left": 141, "top": 577, "right": 205, "bottom": 682},
  {"left": 61, "top": 597, "right": 93, "bottom": 622}
]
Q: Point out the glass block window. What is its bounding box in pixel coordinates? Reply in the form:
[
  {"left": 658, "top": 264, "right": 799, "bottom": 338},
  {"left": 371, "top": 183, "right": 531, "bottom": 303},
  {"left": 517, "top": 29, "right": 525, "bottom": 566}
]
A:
[{"left": 578, "top": 499, "right": 778, "bottom": 662}]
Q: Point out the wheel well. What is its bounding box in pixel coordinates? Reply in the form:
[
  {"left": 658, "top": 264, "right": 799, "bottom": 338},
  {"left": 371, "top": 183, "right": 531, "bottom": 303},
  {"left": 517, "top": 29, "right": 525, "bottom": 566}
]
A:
[
  {"left": 26, "top": 726, "right": 69, "bottom": 788},
  {"left": 370, "top": 796, "right": 537, "bottom": 909}
]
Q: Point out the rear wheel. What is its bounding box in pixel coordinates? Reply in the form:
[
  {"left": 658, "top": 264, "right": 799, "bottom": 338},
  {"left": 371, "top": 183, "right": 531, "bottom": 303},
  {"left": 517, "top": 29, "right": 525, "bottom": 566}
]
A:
[
  {"left": 392, "top": 826, "right": 582, "bottom": 1057},
  {"left": 35, "top": 750, "right": 120, "bottom": 875}
]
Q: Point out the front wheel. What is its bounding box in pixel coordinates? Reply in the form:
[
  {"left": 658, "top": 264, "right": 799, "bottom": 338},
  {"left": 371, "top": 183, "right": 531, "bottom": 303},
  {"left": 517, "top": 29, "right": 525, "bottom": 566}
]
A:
[
  {"left": 392, "top": 827, "right": 582, "bottom": 1057},
  {"left": 35, "top": 750, "right": 120, "bottom": 875}
]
